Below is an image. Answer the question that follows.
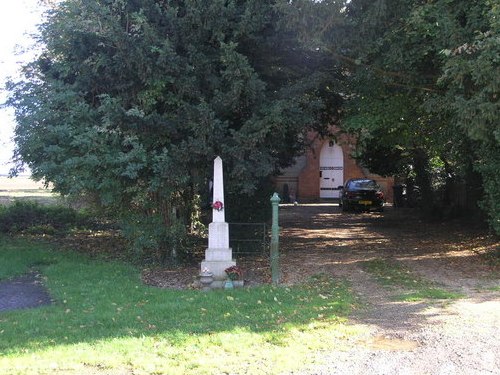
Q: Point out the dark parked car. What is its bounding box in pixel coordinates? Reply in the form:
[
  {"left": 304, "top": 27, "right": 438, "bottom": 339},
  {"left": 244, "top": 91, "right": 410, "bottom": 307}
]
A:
[{"left": 340, "top": 178, "right": 385, "bottom": 212}]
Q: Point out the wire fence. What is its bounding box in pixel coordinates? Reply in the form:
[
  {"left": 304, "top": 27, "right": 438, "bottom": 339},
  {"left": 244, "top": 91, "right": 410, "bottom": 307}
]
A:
[{"left": 229, "top": 222, "right": 268, "bottom": 256}]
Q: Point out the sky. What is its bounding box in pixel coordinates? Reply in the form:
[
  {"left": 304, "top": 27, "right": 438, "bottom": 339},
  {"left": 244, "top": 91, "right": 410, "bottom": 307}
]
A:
[{"left": 0, "top": 0, "right": 46, "bottom": 175}]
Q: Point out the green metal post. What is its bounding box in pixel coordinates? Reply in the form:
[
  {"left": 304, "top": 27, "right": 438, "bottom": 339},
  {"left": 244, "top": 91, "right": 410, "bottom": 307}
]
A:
[{"left": 270, "top": 192, "right": 281, "bottom": 285}]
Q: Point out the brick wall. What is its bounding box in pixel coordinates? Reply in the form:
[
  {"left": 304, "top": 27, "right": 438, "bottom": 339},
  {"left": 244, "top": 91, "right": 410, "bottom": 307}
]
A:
[
  {"left": 297, "top": 137, "right": 321, "bottom": 201},
  {"left": 295, "top": 132, "right": 394, "bottom": 203}
]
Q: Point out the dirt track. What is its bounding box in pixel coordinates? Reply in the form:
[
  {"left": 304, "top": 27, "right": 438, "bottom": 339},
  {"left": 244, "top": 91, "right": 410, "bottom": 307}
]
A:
[{"left": 278, "top": 204, "right": 499, "bottom": 375}]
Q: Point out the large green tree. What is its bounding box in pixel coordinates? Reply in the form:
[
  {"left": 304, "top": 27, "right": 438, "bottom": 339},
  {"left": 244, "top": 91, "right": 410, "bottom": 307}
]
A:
[
  {"left": 332, "top": 0, "right": 499, "bottom": 229},
  {"left": 437, "top": 1, "right": 500, "bottom": 231},
  {"left": 7, "top": 0, "right": 342, "bottom": 259}
]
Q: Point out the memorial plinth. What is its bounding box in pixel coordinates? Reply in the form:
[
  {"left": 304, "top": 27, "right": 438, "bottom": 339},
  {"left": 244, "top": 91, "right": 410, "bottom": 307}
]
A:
[{"left": 201, "top": 156, "right": 235, "bottom": 287}]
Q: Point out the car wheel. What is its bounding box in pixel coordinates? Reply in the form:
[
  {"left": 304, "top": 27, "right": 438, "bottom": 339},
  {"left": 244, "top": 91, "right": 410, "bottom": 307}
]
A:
[{"left": 342, "top": 202, "right": 350, "bottom": 212}]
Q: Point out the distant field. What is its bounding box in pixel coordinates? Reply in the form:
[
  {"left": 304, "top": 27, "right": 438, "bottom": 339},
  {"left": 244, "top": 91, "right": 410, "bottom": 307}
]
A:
[
  {"left": 0, "top": 175, "right": 59, "bottom": 205},
  {"left": 0, "top": 175, "right": 50, "bottom": 190}
]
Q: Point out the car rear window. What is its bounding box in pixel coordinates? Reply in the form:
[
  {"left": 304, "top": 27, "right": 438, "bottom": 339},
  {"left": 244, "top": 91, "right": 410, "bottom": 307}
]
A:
[{"left": 349, "top": 180, "right": 378, "bottom": 189}]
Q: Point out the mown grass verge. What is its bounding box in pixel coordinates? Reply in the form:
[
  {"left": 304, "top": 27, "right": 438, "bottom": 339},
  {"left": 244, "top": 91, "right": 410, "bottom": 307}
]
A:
[
  {"left": 363, "top": 258, "right": 463, "bottom": 302},
  {"left": 0, "top": 237, "right": 362, "bottom": 374}
]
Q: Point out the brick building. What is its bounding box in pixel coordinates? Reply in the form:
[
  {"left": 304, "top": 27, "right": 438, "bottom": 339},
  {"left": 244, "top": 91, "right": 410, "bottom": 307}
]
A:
[{"left": 275, "top": 131, "right": 394, "bottom": 203}]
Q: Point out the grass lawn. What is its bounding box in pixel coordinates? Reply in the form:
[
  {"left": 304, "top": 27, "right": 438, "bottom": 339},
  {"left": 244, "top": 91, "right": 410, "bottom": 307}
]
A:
[{"left": 0, "top": 237, "right": 362, "bottom": 375}]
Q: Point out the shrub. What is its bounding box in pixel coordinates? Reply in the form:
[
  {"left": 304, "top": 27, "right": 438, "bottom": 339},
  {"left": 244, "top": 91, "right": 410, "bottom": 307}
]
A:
[
  {"left": 0, "top": 201, "right": 93, "bottom": 234},
  {"left": 119, "top": 211, "right": 195, "bottom": 265}
]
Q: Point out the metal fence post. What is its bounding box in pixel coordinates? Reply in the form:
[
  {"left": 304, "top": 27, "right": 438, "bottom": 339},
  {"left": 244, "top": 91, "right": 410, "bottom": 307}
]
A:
[{"left": 270, "top": 192, "right": 281, "bottom": 285}]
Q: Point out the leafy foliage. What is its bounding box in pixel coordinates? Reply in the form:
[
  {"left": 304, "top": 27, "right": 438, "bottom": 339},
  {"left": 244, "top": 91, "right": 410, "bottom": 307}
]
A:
[
  {"left": 437, "top": 1, "right": 500, "bottom": 231},
  {"left": 7, "top": 0, "right": 499, "bottom": 236},
  {"left": 332, "top": 0, "right": 499, "bottom": 229},
  {"left": 7, "top": 0, "right": 340, "bottom": 259}
]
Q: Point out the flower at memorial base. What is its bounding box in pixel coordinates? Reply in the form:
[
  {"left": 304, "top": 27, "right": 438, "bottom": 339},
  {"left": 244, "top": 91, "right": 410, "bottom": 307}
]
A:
[
  {"left": 212, "top": 201, "right": 224, "bottom": 211},
  {"left": 225, "top": 265, "right": 242, "bottom": 281}
]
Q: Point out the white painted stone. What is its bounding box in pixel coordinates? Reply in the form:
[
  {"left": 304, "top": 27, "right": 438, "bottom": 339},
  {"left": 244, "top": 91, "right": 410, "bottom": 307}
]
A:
[
  {"left": 201, "top": 156, "right": 236, "bottom": 286},
  {"left": 212, "top": 156, "right": 225, "bottom": 223},
  {"left": 208, "top": 222, "right": 229, "bottom": 249},
  {"left": 205, "top": 248, "right": 234, "bottom": 261}
]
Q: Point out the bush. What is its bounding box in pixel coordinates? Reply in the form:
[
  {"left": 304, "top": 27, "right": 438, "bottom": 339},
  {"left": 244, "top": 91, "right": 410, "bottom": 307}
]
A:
[
  {"left": 0, "top": 201, "right": 93, "bottom": 234},
  {"left": 119, "top": 212, "right": 192, "bottom": 265}
]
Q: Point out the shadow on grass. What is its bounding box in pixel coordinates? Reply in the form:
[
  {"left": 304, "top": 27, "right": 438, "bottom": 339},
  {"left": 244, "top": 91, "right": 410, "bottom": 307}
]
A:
[{"left": 0, "top": 237, "right": 354, "bottom": 355}]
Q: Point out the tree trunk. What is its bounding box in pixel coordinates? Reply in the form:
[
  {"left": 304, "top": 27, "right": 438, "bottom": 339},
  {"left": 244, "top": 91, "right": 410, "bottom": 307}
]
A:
[{"left": 413, "top": 149, "right": 433, "bottom": 211}]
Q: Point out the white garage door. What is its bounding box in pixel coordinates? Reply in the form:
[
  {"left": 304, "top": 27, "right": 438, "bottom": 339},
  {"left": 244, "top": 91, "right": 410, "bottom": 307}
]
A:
[{"left": 319, "top": 141, "right": 344, "bottom": 199}]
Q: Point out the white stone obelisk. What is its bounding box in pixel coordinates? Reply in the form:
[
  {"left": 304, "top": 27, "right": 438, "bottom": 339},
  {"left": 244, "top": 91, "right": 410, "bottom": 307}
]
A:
[{"left": 201, "top": 156, "right": 235, "bottom": 286}]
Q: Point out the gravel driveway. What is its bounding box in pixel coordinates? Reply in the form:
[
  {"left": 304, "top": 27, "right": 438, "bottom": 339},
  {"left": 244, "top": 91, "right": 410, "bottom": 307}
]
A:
[{"left": 278, "top": 204, "right": 499, "bottom": 375}]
